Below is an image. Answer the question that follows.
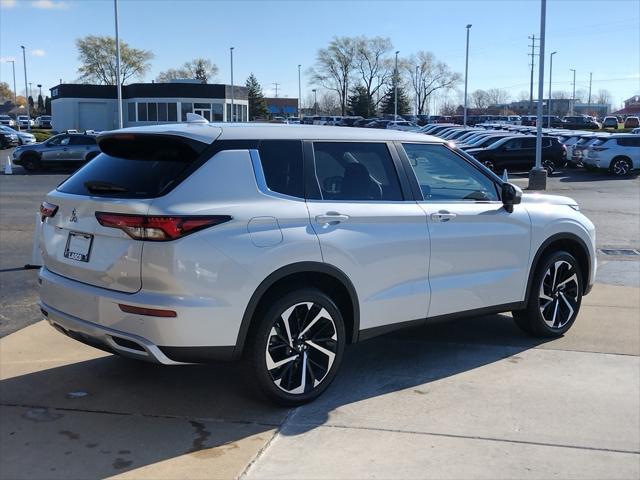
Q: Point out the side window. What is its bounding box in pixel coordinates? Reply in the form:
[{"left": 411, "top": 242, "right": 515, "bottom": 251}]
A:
[
  {"left": 47, "top": 135, "right": 62, "bottom": 146},
  {"left": 402, "top": 143, "right": 499, "bottom": 202},
  {"left": 522, "top": 138, "right": 536, "bottom": 148},
  {"left": 59, "top": 136, "right": 71, "bottom": 146},
  {"left": 312, "top": 142, "right": 403, "bottom": 201},
  {"left": 258, "top": 140, "right": 304, "bottom": 198},
  {"left": 505, "top": 139, "right": 522, "bottom": 150},
  {"left": 69, "top": 136, "right": 95, "bottom": 146}
]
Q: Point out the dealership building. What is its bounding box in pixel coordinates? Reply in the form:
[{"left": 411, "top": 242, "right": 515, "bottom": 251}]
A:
[{"left": 50, "top": 82, "right": 249, "bottom": 132}]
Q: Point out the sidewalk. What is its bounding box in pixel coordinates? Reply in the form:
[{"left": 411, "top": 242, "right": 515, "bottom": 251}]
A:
[{"left": 1, "top": 283, "right": 638, "bottom": 479}]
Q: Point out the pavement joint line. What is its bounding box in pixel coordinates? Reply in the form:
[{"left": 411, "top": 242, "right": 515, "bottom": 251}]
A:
[
  {"left": 238, "top": 407, "right": 299, "bottom": 480},
  {"left": 288, "top": 422, "right": 640, "bottom": 456},
  {"left": 0, "top": 402, "right": 284, "bottom": 430}
]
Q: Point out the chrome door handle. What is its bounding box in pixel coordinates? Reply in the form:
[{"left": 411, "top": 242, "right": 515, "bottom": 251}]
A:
[
  {"left": 430, "top": 212, "right": 457, "bottom": 222},
  {"left": 315, "top": 213, "right": 350, "bottom": 224}
]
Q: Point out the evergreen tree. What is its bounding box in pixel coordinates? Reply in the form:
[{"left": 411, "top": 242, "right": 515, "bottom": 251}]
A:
[
  {"left": 44, "top": 96, "right": 51, "bottom": 115},
  {"left": 347, "top": 86, "right": 376, "bottom": 117},
  {"left": 246, "top": 73, "right": 268, "bottom": 120},
  {"left": 380, "top": 84, "right": 411, "bottom": 116},
  {"left": 37, "top": 94, "right": 45, "bottom": 115},
  {"left": 28, "top": 96, "right": 34, "bottom": 115}
]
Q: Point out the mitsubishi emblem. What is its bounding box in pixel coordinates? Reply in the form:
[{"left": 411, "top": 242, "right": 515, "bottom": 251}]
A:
[{"left": 69, "top": 208, "right": 78, "bottom": 223}]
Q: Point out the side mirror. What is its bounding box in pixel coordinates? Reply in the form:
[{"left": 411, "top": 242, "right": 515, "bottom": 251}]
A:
[{"left": 502, "top": 182, "right": 522, "bottom": 212}]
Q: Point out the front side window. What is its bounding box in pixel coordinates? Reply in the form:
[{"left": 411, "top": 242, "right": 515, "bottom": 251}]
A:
[
  {"left": 312, "top": 142, "right": 402, "bottom": 201},
  {"left": 402, "top": 143, "right": 499, "bottom": 202}
]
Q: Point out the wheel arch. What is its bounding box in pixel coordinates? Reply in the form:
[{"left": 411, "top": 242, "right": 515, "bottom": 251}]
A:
[
  {"left": 233, "top": 262, "right": 360, "bottom": 359},
  {"left": 525, "top": 233, "right": 592, "bottom": 304}
]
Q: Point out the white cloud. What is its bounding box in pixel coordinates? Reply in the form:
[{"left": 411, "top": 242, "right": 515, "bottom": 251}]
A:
[
  {"left": 0, "top": 0, "right": 17, "bottom": 8},
  {"left": 31, "top": 49, "right": 46, "bottom": 57},
  {"left": 31, "top": 0, "right": 69, "bottom": 9},
  {"left": 0, "top": 56, "right": 16, "bottom": 62}
]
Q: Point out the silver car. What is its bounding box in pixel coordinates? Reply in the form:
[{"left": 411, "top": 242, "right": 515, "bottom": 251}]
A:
[
  {"left": 38, "top": 119, "right": 596, "bottom": 405},
  {"left": 12, "top": 133, "right": 100, "bottom": 171}
]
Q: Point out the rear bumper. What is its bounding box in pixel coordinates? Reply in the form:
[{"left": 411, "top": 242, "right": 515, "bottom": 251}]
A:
[{"left": 38, "top": 267, "right": 238, "bottom": 363}]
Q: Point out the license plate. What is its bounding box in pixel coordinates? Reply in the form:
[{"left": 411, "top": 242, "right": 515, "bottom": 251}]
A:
[{"left": 64, "top": 232, "right": 94, "bottom": 262}]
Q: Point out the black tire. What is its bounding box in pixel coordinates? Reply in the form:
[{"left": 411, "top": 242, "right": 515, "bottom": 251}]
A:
[
  {"left": 22, "top": 155, "right": 40, "bottom": 172},
  {"left": 609, "top": 157, "right": 632, "bottom": 176},
  {"left": 246, "top": 288, "right": 346, "bottom": 406},
  {"left": 512, "top": 251, "right": 583, "bottom": 337}
]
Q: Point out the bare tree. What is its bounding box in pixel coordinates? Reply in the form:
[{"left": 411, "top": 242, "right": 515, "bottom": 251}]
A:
[
  {"left": 517, "top": 90, "right": 530, "bottom": 102},
  {"left": 551, "top": 90, "right": 570, "bottom": 99},
  {"left": 353, "top": 36, "right": 394, "bottom": 114},
  {"left": 595, "top": 89, "right": 612, "bottom": 105},
  {"left": 485, "top": 88, "right": 510, "bottom": 105},
  {"left": 404, "top": 51, "right": 461, "bottom": 115},
  {"left": 470, "top": 89, "right": 489, "bottom": 109},
  {"left": 319, "top": 90, "right": 341, "bottom": 115},
  {"left": 308, "top": 37, "right": 357, "bottom": 115},
  {"left": 574, "top": 89, "right": 587, "bottom": 103},
  {"left": 157, "top": 58, "right": 218, "bottom": 83}
]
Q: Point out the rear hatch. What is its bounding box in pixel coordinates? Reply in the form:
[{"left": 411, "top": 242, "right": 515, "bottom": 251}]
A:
[{"left": 41, "top": 130, "right": 219, "bottom": 293}]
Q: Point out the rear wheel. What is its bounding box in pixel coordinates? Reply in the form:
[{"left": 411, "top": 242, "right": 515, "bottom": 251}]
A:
[
  {"left": 512, "top": 251, "right": 582, "bottom": 337},
  {"left": 609, "top": 157, "right": 632, "bottom": 176},
  {"left": 247, "top": 288, "right": 345, "bottom": 405}
]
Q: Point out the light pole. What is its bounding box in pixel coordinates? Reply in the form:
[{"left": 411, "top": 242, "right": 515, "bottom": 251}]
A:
[
  {"left": 530, "top": 0, "right": 547, "bottom": 191},
  {"left": 230, "top": 47, "right": 234, "bottom": 122},
  {"left": 394, "top": 50, "right": 399, "bottom": 119},
  {"left": 570, "top": 68, "right": 576, "bottom": 115},
  {"left": 312, "top": 89, "right": 317, "bottom": 115},
  {"left": 297, "top": 64, "right": 302, "bottom": 118},
  {"left": 6, "top": 60, "right": 17, "bottom": 106},
  {"left": 20, "top": 46, "right": 30, "bottom": 130},
  {"left": 547, "top": 51, "right": 556, "bottom": 127},
  {"left": 415, "top": 65, "right": 419, "bottom": 115},
  {"left": 113, "top": 0, "right": 123, "bottom": 128},
  {"left": 463, "top": 24, "right": 472, "bottom": 127}
]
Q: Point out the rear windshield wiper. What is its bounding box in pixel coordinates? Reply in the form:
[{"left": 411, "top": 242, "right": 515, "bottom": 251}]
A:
[{"left": 84, "top": 181, "right": 129, "bottom": 194}]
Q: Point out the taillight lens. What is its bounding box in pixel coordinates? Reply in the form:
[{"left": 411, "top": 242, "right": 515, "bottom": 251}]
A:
[
  {"left": 95, "top": 212, "right": 231, "bottom": 241},
  {"left": 40, "top": 201, "right": 58, "bottom": 221}
]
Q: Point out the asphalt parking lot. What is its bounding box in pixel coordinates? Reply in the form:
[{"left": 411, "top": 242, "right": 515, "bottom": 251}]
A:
[{"left": 1, "top": 156, "right": 639, "bottom": 479}]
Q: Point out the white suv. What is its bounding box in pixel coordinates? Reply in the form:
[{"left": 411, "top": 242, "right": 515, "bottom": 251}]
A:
[
  {"left": 38, "top": 120, "right": 597, "bottom": 405},
  {"left": 583, "top": 134, "right": 640, "bottom": 175}
]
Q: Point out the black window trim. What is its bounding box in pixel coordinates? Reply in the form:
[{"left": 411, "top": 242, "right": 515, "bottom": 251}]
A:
[
  {"left": 394, "top": 141, "right": 503, "bottom": 203},
  {"left": 303, "top": 139, "right": 412, "bottom": 203}
]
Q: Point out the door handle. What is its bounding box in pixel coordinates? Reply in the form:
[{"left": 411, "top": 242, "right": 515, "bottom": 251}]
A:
[
  {"left": 315, "top": 213, "right": 350, "bottom": 225},
  {"left": 430, "top": 212, "right": 457, "bottom": 222}
]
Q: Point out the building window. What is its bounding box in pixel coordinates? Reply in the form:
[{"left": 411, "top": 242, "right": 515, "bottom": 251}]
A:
[
  {"left": 226, "top": 103, "right": 231, "bottom": 122},
  {"left": 212, "top": 103, "right": 223, "bottom": 121},
  {"left": 148, "top": 102, "right": 158, "bottom": 121},
  {"left": 137, "top": 102, "right": 147, "bottom": 121},
  {"left": 158, "top": 103, "right": 167, "bottom": 122},
  {"left": 194, "top": 102, "right": 210, "bottom": 109},
  {"left": 127, "top": 103, "right": 136, "bottom": 122},
  {"left": 168, "top": 103, "right": 177, "bottom": 121},
  {"left": 181, "top": 102, "right": 193, "bottom": 121}
]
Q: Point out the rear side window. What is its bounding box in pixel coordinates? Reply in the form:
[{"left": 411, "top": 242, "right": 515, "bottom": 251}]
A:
[
  {"left": 69, "top": 135, "right": 97, "bottom": 146},
  {"left": 257, "top": 140, "right": 304, "bottom": 198},
  {"left": 312, "top": 142, "right": 403, "bottom": 201},
  {"left": 57, "top": 134, "right": 207, "bottom": 198}
]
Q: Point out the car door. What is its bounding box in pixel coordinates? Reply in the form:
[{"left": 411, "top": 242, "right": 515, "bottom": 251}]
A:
[
  {"left": 67, "top": 135, "right": 95, "bottom": 162},
  {"left": 518, "top": 137, "right": 536, "bottom": 169},
  {"left": 41, "top": 135, "right": 69, "bottom": 162},
  {"left": 493, "top": 137, "right": 521, "bottom": 170},
  {"left": 304, "top": 140, "right": 430, "bottom": 334},
  {"left": 398, "top": 142, "right": 531, "bottom": 318}
]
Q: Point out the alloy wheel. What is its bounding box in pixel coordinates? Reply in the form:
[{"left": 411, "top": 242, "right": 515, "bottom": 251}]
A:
[
  {"left": 612, "top": 159, "right": 630, "bottom": 176},
  {"left": 265, "top": 302, "right": 338, "bottom": 395},
  {"left": 538, "top": 260, "right": 579, "bottom": 329}
]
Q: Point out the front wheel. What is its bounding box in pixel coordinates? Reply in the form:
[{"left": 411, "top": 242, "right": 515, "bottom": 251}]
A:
[
  {"left": 22, "top": 156, "right": 40, "bottom": 172},
  {"left": 247, "top": 288, "right": 346, "bottom": 405},
  {"left": 513, "top": 251, "right": 582, "bottom": 337},
  {"left": 610, "top": 157, "right": 632, "bottom": 176}
]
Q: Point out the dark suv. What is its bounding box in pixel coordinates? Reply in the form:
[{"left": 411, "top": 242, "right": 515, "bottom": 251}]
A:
[
  {"left": 562, "top": 116, "right": 600, "bottom": 130},
  {"left": 467, "top": 136, "right": 566, "bottom": 175}
]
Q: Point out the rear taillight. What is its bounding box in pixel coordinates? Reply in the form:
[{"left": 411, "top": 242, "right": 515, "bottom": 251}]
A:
[
  {"left": 40, "top": 201, "right": 58, "bottom": 221},
  {"left": 95, "top": 213, "right": 231, "bottom": 241}
]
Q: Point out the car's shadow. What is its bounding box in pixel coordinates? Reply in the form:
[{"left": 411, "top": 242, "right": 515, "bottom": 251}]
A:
[{"left": 1, "top": 313, "right": 553, "bottom": 478}]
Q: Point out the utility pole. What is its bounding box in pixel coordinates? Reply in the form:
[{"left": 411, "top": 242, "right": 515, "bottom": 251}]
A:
[
  {"left": 114, "top": 0, "right": 123, "bottom": 128},
  {"left": 415, "top": 65, "right": 419, "bottom": 115},
  {"left": 587, "top": 72, "right": 593, "bottom": 114},
  {"left": 20, "top": 46, "right": 30, "bottom": 130},
  {"left": 528, "top": 34, "right": 537, "bottom": 116},
  {"left": 529, "top": 0, "right": 547, "bottom": 191},
  {"left": 394, "top": 50, "right": 399, "bottom": 119},
  {"left": 548, "top": 51, "right": 557, "bottom": 127},
  {"left": 297, "top": 64, "right": 302, "bottom": 117},
  {"left": 570, "top": 68, "right": 576, "bottom": 115},
  {"left": 273, "top": 82, "right": 280, "bottom": 98},
  {"left": 463, "top": 24, "right": 472, "bottom": 126},
  {"left": 230, "top": 47, "right": 234, "bottom": 122}
]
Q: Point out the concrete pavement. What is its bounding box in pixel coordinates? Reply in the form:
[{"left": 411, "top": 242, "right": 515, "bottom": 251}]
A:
[{"left": 1, "top": 283, "right": 638, "bottom": 479}]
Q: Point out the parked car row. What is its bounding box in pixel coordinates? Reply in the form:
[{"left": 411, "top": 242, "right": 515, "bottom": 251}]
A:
[
  {"left": 0, "top": 115, "right": 52, "bottom": 129},
  {"left": 427, "top": 122, "right": 639, "bottom": 176}
]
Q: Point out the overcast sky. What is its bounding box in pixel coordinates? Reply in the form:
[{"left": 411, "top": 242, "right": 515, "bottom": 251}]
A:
[{"left": 1, "top": 0, "right": 638, "bottom": 109}]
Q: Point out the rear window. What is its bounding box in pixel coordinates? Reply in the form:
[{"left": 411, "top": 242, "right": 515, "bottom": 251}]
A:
[{"left": 57, "top": 134, "right": 208, "bottom": 198}]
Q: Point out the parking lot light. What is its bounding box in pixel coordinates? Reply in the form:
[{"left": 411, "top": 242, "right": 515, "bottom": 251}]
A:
[
  {"left": 464, "top": 24, "right": 472, "bottom": 127},
  {"left": 230, "top": 47, "right": 235, "bottom": 122},
  {"left": 114, "top": 0, "right": 123, "bottom": 129},
  {"left": 548, "top": 51, "right": 557, "bottom": 127},
  {"left": 20, "top": 46, "right": 31, "bottom": 131}
]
